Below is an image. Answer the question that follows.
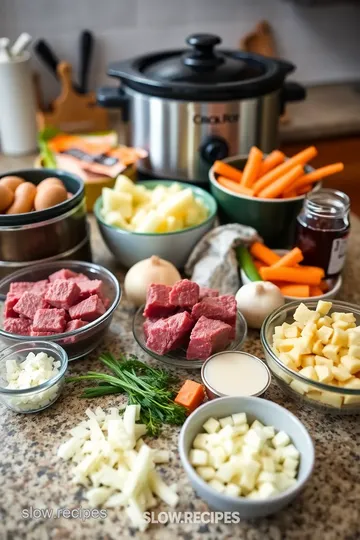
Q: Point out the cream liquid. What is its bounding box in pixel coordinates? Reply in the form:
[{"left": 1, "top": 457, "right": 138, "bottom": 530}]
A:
[{"left": 204, "top": 352, "right": 269, "bottom": 397}]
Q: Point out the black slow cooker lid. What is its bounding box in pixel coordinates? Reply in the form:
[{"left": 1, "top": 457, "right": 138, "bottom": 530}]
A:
[{"left": 108, "top": 34, "right": 296, "bottom": 101}]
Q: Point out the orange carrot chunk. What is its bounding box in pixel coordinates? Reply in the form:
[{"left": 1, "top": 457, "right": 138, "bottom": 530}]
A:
[
  {"left": 259, "top": 150, "right": 285, "bottom": 176},
  {"left": 291, "top": 162, "right": 344, "bottom": 191},
  {"left": 250, "top": 242, "right": 281, "bottom": 266},
  {"left": 241, "top": 146, "right": 263, "bottom": 188},
  {"left": 260, "top": 266, "right": 324, "bottom": 286},
  {"left": 280, "top": 284, "right": 310, "bottom": 298},
  {"left": 174, "top": 380, "right": 205, "bottom": 413},
  {"left": 253, "top": 259, "right": 267, "bottom": 271},
  {"left": 252, "top": 146, "right": 318, "bottom": 195},
  {"left": 271, "top": 247, "right": 304, "bottom": 269},
  {"left": 258, "top": 165, "right": 304, "bottom": 199},
  {"left": 217, "top": 176, "right": 254, "bottom": 196},
  {"left": 213, "top": 161, "right": 243, "bottom": 183},
  {"left": 310, "top": 286, "right": 324, "bottom": 297}
]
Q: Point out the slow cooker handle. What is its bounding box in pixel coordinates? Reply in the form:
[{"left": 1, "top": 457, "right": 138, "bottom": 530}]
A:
[
  {"left": 97, "top": 86, "right": 130, "bottom": 121},
  {"left": 280, "top": 81, "right": 307, "bottom": 113}
]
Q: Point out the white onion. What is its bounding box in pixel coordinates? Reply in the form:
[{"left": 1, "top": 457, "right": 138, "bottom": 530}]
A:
[{"left": 236, "top": 281, "right": 284, "bottom": 329}]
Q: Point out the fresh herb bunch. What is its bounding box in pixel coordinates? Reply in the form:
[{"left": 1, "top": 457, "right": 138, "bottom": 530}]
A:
[{"left": 67, "top": 353, "right": 187, "bottom": 435}]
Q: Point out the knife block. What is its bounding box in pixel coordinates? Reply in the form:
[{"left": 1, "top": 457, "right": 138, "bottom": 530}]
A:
[{"left": 36, "top": 62, "right": 109, "bottom": 133}]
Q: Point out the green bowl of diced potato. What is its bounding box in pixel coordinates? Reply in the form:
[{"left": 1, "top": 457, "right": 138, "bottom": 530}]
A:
[
  {"left": 261, "top": 300, "right": 360, "bottom": 414},
  {"left": 94, "top": 177, "right": 217, "bottom": 268}
]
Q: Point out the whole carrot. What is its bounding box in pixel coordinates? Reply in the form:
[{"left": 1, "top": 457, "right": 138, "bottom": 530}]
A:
[
  {"left": 280, "top": 284, "right": 310, "bottom": 298},
  {"left": 291, "top": 162, "right": 344, "bottom": 191},
  {"left": 241, "top": 146, "right": 263, "bottom": 187},
  {"left": 271, "top": 247, "right": 304, "bottom": 269},
  {"left": 250, "top": 242, "right": 281, "bottom": 266},
  {"left": 213, "top": 161, "right": 243, "bottom": 183},
  {"left": 260, "top": 266, "right": 324, "bottom": 286},
  {"left": 258, "top": 165, "right": 304, "bottom": 199},
  {"left": 217, "top": 176, "right": 254, "bottom": 196},
  {"left": 259, "top": 150, "right": 285, "bottom": 176},
  {"left": 252, "top": 146, "right": 318, "bottom": 195}
]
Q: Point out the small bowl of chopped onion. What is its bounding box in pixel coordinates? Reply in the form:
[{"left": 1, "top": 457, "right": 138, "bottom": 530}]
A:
[{"left": 0, "top": 341, "right": 68, "bottom": 413}]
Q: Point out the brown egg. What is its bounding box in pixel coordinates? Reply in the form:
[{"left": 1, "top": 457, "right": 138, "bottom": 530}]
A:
[
  {"left": 34, "top": 184, "right": 68, "bottom": 211},
  {"left": 0, "top": 184, "right": 14, "bottom": 212},
  {"left": 6, "top": 183, "right": 37, "bottom": 214},
  {"left": 0, "top": 175, "right": 25, "bottom": 192},
  {"left": 37, "top": 177, "right": 65, "bottom": 192}
]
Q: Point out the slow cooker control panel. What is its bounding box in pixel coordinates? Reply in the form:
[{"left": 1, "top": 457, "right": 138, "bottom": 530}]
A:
[{"left": 200, "top": 135, "right": 229, "bottom": 164}]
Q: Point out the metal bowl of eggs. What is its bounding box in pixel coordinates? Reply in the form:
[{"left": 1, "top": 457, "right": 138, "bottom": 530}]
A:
[{"left": 0, "top": 169, "right": 91, "bottom": 277}]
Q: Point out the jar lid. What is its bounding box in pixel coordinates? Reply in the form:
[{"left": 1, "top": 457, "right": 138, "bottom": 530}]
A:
[{"left": 108, "top": 34, "right": 296, "bottom": 101}]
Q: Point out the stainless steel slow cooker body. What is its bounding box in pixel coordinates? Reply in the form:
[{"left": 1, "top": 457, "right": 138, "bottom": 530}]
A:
[{"left": 98, "top": 34, "right": 306, "bottom": 183}]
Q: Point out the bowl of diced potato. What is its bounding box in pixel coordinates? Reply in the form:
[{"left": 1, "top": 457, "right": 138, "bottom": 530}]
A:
[
  {"left": 94, "top": 177, "right": 217, "bottom": 268},
  {"left": 261, "top": 300, "right": 360, "bottom": 414}
]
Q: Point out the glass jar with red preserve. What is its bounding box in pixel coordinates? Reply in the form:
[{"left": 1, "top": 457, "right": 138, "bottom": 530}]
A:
[{"left": 295, "top": 189, "right": 350, "bottom": 278}]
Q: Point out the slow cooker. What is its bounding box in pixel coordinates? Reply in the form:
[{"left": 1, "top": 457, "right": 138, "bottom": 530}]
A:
[{"left": 97, "top": 34, "right": 306, "bottom": 184}]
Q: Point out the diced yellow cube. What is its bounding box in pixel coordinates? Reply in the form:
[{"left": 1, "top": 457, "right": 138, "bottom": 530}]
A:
[
  {"left": 299, "top": 366, "right": 318, "bottom": 381},
  {"left": 349, "top": 345, "right": 360, "bottom": 359},
  {"left": 102, "top": 188, "right": 133, "bottom": 219},
  {"left": 343, "top": 378, "right": 360, "bottom": 404},
  {"left": 316, "top": 300, "right": 332, "bottom": 316},
  {"left": 339, "top": 348, "right": 348, "bottom": 358},
  {"left": 314, "top": 365, "right": 333, "bottom": 383},
  {"left": 290, "top": 379, "right": 310, "bottom": 395},
  {"left": 299, "top": 335, "right": 315, "bottom": 355},
  {"left": 135, "top": 210, "right": 165, "bottom": 233},
  {"left": 312, "top": 340, "right": 324, "bottom": 356},
  {"left": 301, "top": 322, "right": 317, "bottom": 338},
  {"left": 302, "top": 355, "right": 315, "bottom": 367},
  {"left": 279, "top": 353, "right": 298, "bottom": 371},
  {"left": 288, "top": 347, "right": 302, "bottom": 367},
  {"left": 306, "top": 390, "right": 322, "bottom": 402},
  {"left": 341, "top": 355, "right": 360, "bottom": 374},
  {"left": 322, "top": 344, "right": 339, "bottom": 362},
  {"left": 348, "top": 330, "right": 360, "bottom": 347},
  {"left": 316, "top": 326, "right": 333, "bottom": 345},
  {"left": 274, "top": 326, "right": 285, "bottom": 338},
  {"left": 157, "top": 188, "right": 194, "bottom": 219},
  {"left": 315, "top": 355, "right": 333, "bottom": 368},
  {"left": 294, "top": 304, "right": 320, "bottom": 325},
  {"left": 332, "top": 320, "right": 355, "bottom": 330},
  {"left": 319, "top": 392, "right": 343, "bottom": 408},
  {"left": 103, "top": 210, "right": 129, "bottom": 230},
  {"left": 317, "top": 316, "right": 332, "bottom": 328},
  {"left": 277, "top": 339, "right": 296, "bottom": 353},
  {"left": 331, "top": 365, "right": 352, "bottom": 382},
  {"left": 331, "top": 328, "right": 348, "bottom": 348},
  {"left": 332, "top": 312, "right": 356, "bottom": 324},
  {"left": 284, "top": 324, "right": 301, "bottom": 339}
]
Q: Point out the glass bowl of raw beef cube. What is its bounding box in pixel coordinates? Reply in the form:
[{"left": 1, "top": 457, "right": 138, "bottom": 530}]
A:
[
  {"left": 0, "top": 261, "right": 121, "bottom": 361},
  {"left": 133, "top": 280, "right": 248, "bottom": 369}
]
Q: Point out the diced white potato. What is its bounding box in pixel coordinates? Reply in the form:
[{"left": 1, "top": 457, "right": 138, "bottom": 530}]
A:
[
  {"left": 86, "top": 487, "right": 114, "bottom": 506},
  {"left": 219, "top": 415, "right": 234, "bottom": 428},
  {"left": 316, "top": 300, "right": 332, "bottom": 316},
  {"left": 232, "top": 412, "right": 247, "bottom": 425},
  {"left": 224, "top": 483, "right": 241, "bottom": 497},
  {"left": 279, "top": 353, "right": 298, "bottom": 371},
  {"left": 152, "top": 450, "right": 170, "bottom": 464},
  {"left": 315, "top": 355, "right": 334, "bottom": 368},
  {"left": 315, "top": 365, "right": 333, "bottom": 383},
  {"left": 208, "top": 479, "right": 225, "bottom": 493},
  {"left": 312, "top": 340, "right": 324, "bottom": 356},
  {"left": 332, "top": 312, "right": 356, "bottom": 323},
  {"left": 251, "top": 419, "right": 264, "bottom": 431},
  {"left": 135, "top": 210, "right": 164, "bottom": 233},
  {"left": 290, "top": 379, "right": 310, "bottom": 395},
  {"left": 343, "top": 378, "right": 360, "bottom": 404},
  {"left": 196, "top": 466, "right": 215, "bottom": 481},
  {"left": 193, "top": 434, "right": 209, "bottom": 450},
  {"left": 202, "top": 417, "right": 220, "bottom": 434},
  {"left": 258, "top": 482, "right": 278, "bottom": 498},
  {"left": 322, "top": 344, "right": 339, "bottom": 362},
  {"left": 319, "top": 392, "right": 343, "bottom": 408},
  {"left": 262, "top": 426, "right": 276, "bottom": 439},
  {"left": 114, "top": 174, "right": 135, "bottom": 194},
  {"left": 274, "top": 325, "right": 285, "bottom": 338},
  {"left": 257, "top": 471, "right": 276, "bottom": 484},
  {"left": 331, "top": 365, "right": 352, "bottom": 382},
  {"left": 281, "top": 444, "right": 300, "bottom": 460},
  {"left": 222, "top": 438, "right": 235, "bottom": 457},
  {"left": 316, "top": 326, "right": 333, "bottom": 345},
  {"left": 339, "top": 348, "right": 348, "bottom": 357},
  {"left": 102, "top": 188, "right": 133, "bottom": 219},
  {"left": 294, "top": 304, "right": 319, "bottom": 325},
  {"left": 208, "top": 447, "right": 226, "bottom": 469},
  {"left": 307, "top": 390, "right": 322, "bottom": 402},
  {"left": 349, "top": 345, "right": 360, "bottom": 359},
  {"left": 332, "top": 319, "right": 354, "bottom": 330},
  {"left": 341, "top": 355, "right": 360, "bottom": 374},
  {"left": 317, "top": 316, "right": 332, "bottom": 328},
  {"left": 243, "top": 429, "right": 265, "bottom": 452},
  {"left": 272, "top": 431, "right": 290, "bottom": 448},
  {"left": 299, "top": 366, "right": 318, "bottom": 381},
  {"left": 348, "top": 330, "right": 360, "bottom": 347},
  {"left": 215, "top": 462, "right": 236, "bottom": 483},
  {"left": 301, "top": 322, "right": 317, "bottom": 337},
  {"left": 283, "top": 457, "right": 299, "bottom": 471},
  {"left": 189, "top": 449, "right": 208, "bottom": 466},
  {"left": 331, "top": 329, "right": 348, "bottom": 348},
  {"left": 103, "top": 210, "right": 130, "bottom": 229},
  {"left": 278, "top": 339, "right": 296, "bottom": 353},
  {"left": 301, "top": 355, "right": 315, "bottom": 368},
  {"left": 288, "top": 347, "right": 302, "bottom": 366},
  {"left": 284, "top": 325, "right": 300, "bottom": 338},
  {"left": 239, "top": 470, "right": 258, "bottom": 492},
  {"left": 232, "top": 424, "right": 249, "bottom": 436},
  {"left": 275, "top": 472, "right": 297, "bottom": 491},
  {"left": 218, "top": 425, "right": 234, "bottom": 439},
  {"left": 157, "top": 188, "right": 194, "bottom": 219},
  {"left": 261, "top": 457, "right": 275, "bottom": 473},
  {"left": 165, "top": 215, "right": 183, "bottom": 232}
]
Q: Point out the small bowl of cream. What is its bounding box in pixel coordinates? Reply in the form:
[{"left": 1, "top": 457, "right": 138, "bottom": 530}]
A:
[{"left": 201, "top": 351, "right": 271, "bottom": 400}]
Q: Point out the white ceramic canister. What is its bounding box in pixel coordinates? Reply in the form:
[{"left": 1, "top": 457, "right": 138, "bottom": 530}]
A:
[{"left": 0, "top": 51, "right": 37, "bottom": 155}]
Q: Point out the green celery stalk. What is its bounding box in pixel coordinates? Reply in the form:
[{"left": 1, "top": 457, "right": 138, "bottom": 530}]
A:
[{"left": 236, "top": 245, "right": 262, "bottom": 282}]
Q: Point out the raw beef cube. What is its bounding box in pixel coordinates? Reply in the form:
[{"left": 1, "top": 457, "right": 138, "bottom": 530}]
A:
[
  {"left": 13, "top": 292, "right": 49, "bottom": 320},
  {"left": 186, "top": 316, "right": 232, "bottom": 360},
  {"left": 169, "top": 279, "right": 200, "bottom": 308},
  {"left": 146, "top": 311, "right": 194, "bottom": 355},
  {"left": 68, "top": 273, "right": 91, "bottom": 284},
  {"left": 48, "top": 268, "right": 79, "bottom": 282},
  {"left": 66, "top": 319, "right": 87, "bottom": 332},
  {"left": 199, "top": 287, "right": 219, "bottom": 300},
  {"left": 33, "top": 308, "right": 67, "bottom": 333},
  {"left": 30, "top": 329, "right": 56, "bottom": 336},
  {"left": 32, "top": 279, "right": 49, "bottom": 295},
  {"left": 45, "top": 279, "right": 80, "bottom": 309},
  {"left": 192, "top": 295, "right": 237, "bottom": 326},
  {"left": 9, "top": 282, "right": 33, "bottom": 295},
  {"left": 143, "top": 318, "right": 161, "bottom": 340},
  {"left": 3, "top": 317, "right": 31, "bottom": 335},
  {"left": 77, "top": 279, "right": 105, "bottom": 301},
  {"left": 143, "top": 284, "right": 175, "bottom": 318},
  {"left": 4, "top": 294, "right": 20, "bottom": 318},
  {"left": 69, "top": 295, "right": 106, "bottom": 322}
]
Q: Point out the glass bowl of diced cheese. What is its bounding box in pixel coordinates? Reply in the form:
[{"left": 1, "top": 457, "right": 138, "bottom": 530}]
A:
[
  {"left": 0, "top": 341, "right": 68, "bottom": 413},
  {"left": 261, "top": 300, "right": 360, "bottom": 414}
]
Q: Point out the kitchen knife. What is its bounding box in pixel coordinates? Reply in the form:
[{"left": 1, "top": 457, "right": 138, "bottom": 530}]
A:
[
  {"left": 34, "top": 39, "right": 81, "bottom": 93},
  {"left": 78, "top": 30, "right": 94, "bottom": 94}
]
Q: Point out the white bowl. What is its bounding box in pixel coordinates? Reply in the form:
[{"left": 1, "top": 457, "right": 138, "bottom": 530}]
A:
[
  {"left": 240, "top": 249, "right": 342, "bottom": 302},
  {"left": 179, "top": 396, "right": 314, "bottom": 519}
]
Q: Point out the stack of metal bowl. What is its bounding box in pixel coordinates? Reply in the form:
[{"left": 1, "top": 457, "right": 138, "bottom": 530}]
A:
[{"left": 0, "top": 169, "right": 91, "bottom": 278}]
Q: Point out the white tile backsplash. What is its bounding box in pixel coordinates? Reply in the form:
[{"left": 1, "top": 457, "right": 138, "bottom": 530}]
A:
[{"left": 1, "top": 0, "right": 360, "bottom": 104}]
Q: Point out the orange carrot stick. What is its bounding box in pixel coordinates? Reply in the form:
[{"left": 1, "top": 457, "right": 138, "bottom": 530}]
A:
[
  {"left": 259, "top": 150, "right": 285, "bottom": 176},
  {"left": 253, "top": 259, "right": 267, "bottom": 271},
  {"left": 250, "top": 242, "right": 281, "bottom": 266},
  {"left": 271, "top": 247, "right": 304, "bottom": 269},
  {"left": 252, "top": 146, "right": 318, "bottom": 195},
  {"left": 310, "top": 286, "right": 324, "bottom": 297},
  {"left": 280, "top": 284, "right": 310, "bottom": 298},
  {"left": 258, "top": 165, "right": 304, "bottom": 199},
  {"left": 319, "top": 280, "right": 329, "bottom": 292},
  {"left": 213, "top": 161, "right": 243, "bottom": 183},
  {"left": 260, "top": 266, "right": 324, "bottom": 286},
  {"left": 241, "top": 146, "right": 263, "bottom": 187},
  {"left": 291, "top": 163, "right": 344, "bottom": 191},
  {"left": 217, "top": 176, "right": 254, "bottom": 196},
  {"left": 282, "top": 190, "right": 298, "bottom": 199},
  {"left": 174, "top": 380, "right": 205, "bottom": 413},
  {"left": 298, "top": 185, "right": 312, "bottom": 195}
]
